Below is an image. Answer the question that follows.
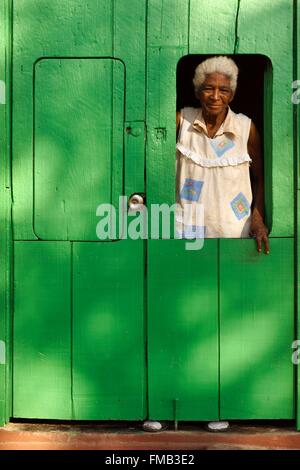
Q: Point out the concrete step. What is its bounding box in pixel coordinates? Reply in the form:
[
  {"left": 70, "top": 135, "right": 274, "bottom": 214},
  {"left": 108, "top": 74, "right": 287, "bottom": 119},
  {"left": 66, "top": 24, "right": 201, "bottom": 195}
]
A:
[{"left": 0, "top": 421, "right": 299, "bottom": 450}]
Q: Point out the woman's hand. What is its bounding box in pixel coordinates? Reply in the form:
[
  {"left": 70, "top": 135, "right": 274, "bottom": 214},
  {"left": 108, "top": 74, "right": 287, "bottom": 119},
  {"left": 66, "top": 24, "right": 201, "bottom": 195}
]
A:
[
  {"left": 250, "top": 213, "right": 270, "bottom": 254},
  {"left": 247, "top": 122, "right": 269, "bottom": 254}
]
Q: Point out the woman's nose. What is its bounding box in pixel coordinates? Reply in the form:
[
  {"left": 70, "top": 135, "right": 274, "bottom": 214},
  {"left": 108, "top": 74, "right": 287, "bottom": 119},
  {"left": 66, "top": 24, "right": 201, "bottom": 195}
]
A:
[{"left": 212, "top": 89, "right": 220, "bottom": 100}]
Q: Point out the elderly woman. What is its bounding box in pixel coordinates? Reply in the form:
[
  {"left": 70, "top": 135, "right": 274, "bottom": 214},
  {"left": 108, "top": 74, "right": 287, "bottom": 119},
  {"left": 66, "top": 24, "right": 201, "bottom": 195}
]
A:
[{"left": 176, "top": 55, "right": 269, "bottom": 253}]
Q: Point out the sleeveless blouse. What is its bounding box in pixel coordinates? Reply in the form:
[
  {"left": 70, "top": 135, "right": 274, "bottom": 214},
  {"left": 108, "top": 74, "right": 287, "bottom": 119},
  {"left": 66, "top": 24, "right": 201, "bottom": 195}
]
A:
[{"left": 176, "top": 106, "right": 253, "bottom": 238}]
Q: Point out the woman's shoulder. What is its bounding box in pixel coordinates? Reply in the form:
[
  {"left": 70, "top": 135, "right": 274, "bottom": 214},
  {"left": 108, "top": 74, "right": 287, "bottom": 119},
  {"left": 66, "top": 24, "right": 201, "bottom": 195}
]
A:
[
  {"left": 229, "top": 109, "right": 252, "bottom": 141},
  {"left": 230, "top": 109, "right": 251, "bottom": 124},
  {"left": 179, "top": 107, "right": 200, "bottom": 122}
]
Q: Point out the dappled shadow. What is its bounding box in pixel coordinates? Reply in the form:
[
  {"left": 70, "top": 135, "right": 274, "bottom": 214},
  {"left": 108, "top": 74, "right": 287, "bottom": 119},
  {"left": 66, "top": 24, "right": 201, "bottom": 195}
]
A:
[{"left": 7, "top": 0, "right": 297, "bottom": 425}]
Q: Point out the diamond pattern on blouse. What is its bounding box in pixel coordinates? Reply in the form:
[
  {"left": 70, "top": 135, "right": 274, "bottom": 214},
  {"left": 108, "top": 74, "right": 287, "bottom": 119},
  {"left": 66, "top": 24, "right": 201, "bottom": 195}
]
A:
[
  {"left": 180, "top": 178, "right": 204, "bottom": 201},
  {"left": 210, "top": 135, "right": 235, "bottom": 157},
  {"left": 230, "top": 192, "right": 250, "bottom": 220}
]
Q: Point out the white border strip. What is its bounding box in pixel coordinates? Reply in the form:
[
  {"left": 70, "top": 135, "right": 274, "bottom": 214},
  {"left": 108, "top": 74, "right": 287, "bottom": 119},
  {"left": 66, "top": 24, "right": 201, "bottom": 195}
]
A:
[
  {"left": 0, "top": 340, "right": 5, "bottom": 365},
  {"left": 0, "top": 80, "right": 5, "bottom": 104}
]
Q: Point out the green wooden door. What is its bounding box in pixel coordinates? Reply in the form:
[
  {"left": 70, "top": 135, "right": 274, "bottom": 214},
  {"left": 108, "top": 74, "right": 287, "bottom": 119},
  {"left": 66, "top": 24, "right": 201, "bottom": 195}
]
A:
[
  {"left": 8, "top": 0, "right": 296, "bottom": 423},
  {"left": 146, "top": 0, "right": 295, "bottom": 422},
  {"left": 12, "top": 0, "right": 146, "bottom": 420}
]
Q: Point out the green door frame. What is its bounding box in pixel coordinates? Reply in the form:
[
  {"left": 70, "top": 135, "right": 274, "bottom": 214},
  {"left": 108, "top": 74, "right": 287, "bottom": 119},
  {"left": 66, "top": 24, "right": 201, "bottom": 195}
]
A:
[
  {"left": 296, "top": 0, "right": 300, "bottom": 432},
  {"left": 0, "top": 0, "right": 12, "bottom": 427}
]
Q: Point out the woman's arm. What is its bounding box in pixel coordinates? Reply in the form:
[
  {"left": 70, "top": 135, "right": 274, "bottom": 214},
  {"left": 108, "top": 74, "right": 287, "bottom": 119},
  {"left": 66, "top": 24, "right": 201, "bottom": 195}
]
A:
[
  {"left": 176, "top": 111, "right": 181, "bottom": 139},
  {"left": 247, "top": 121, "right": 270, "bottom": 254}
]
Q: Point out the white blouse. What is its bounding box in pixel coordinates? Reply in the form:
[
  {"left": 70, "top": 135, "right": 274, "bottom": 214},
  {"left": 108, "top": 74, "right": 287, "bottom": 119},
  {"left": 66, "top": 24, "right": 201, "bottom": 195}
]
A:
[{"left": 176, "top": 106, "right": 253, "bottom": 238}]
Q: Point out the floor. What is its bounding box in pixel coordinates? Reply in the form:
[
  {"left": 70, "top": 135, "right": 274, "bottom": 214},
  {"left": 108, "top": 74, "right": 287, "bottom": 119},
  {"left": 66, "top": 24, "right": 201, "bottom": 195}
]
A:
[{"left": 0, "top": 420, "right": 300, "bottom": 450}]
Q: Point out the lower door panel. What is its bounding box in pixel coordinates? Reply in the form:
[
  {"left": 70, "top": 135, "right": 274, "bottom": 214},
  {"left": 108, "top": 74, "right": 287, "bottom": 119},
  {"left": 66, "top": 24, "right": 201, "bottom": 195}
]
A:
[
  {"left": 220, "top": 238, "right": 294, "bottom": 419},
  {"left": 147, "top": 239, "right": 219, "bottom": 421}
]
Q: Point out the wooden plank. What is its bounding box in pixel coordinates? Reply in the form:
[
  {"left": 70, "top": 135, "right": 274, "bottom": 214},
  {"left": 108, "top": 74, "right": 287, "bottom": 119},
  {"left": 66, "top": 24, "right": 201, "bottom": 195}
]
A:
[
  {"left": 0, "top": 0, "right": 6, "bottom": 426},
  {"left": 237, "top": 0, "right": 294, "bottom": 236},
  {"left": 148, "top": 0, "right": 189, "bottom": 48},
  {"left": 298, "top": 191, "right": 300, "bottom": 429},
  {"left": 114, "top": 0, "right": 146, "bottom": 201},
  {"left": 298, "top": 0, "right": 300, "bottom": 191},
  {"left": 72, "top": 240, "right": 146, "bottom": 420},
  {"left": 297, "top": 0, "right": 300, "bottom": 432},
  {"left": 12, "top": 0, "right": 113, "bottom": 240},
  {"left": 0, "top": 0, "right": 12, "bottom": 426},
  {"left": 147, "top": 47, "right": 184, "bottom": 210},
  {"left": 114, "top": 0, "right": 146, "bottom": 122},
  {"left": 124, "top": 121, "right": 145, "bottom": 199},
  {"left": 147, "top": 0, "right": 189, "bottom": 209},
  {"left": 220, "top": 238, "right": 294, "bottom": 419},
  {"left": 34, "top": 58, "right": 124, "bottom": 240},
  {"left": 189, "top": 0, "right": 238, "bottom": 53},
  {"left": 148, "top": 240, "right": 219, "bottom": 421},
  {"left": 13, "top": 242, "right": 72, "bottom": 419}
]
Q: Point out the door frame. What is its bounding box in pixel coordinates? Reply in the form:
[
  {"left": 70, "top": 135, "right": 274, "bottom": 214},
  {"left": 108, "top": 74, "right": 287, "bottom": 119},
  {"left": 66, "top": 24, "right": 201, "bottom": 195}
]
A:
[{"left": 0, "top": 0, "right": 12, "bottom": 427}]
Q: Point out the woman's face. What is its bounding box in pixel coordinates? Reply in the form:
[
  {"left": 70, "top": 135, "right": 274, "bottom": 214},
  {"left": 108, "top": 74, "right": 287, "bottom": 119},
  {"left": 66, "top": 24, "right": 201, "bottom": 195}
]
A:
[{"left": 197, "top": 72, "right": 234, "bottom": 116}]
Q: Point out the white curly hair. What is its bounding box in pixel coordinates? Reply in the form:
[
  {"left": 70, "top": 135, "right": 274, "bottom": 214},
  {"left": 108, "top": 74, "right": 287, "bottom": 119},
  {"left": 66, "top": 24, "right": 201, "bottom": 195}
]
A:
[{"left": 193, "top": 56, "right": 239, "bottom": 95}]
